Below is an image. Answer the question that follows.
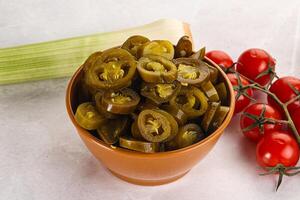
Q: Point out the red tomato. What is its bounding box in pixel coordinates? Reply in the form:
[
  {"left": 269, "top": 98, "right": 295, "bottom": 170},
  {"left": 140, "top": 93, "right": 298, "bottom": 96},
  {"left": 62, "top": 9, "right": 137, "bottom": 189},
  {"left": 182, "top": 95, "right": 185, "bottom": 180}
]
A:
[
  {"left": 205, "top": 50, "right": 234, "bottom": 69},
  {"left": 256, "top": 130, "right": 299, "bottom": 167},
  {"left": 227, "top": 73, "right": 254, "bottom": 114},
  {"left": 236, "top": 48, "right": 276, "bottom": 86},
  {"left": 291, "top": 107, "right": 300, "bottom": 135},
  {"left": 240, "top": 103, "right": 282, "bottom": 142},
  {"left": 268, "top": 76, "right": 300, "bottom": 116}
]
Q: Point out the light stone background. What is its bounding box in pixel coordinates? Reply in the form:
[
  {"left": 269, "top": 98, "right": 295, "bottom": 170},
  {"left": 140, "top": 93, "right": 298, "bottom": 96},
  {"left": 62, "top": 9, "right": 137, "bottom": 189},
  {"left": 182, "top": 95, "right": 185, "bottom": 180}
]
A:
[{"left": 1, "top": 0, "right": 300, "bottom": 199}]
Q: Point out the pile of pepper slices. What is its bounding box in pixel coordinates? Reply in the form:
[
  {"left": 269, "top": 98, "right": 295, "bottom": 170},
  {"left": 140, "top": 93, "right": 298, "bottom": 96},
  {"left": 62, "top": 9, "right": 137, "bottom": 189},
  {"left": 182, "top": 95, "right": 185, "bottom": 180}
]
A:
[{"left": 74, "top": 36, "right": 230, "bottom": 153}]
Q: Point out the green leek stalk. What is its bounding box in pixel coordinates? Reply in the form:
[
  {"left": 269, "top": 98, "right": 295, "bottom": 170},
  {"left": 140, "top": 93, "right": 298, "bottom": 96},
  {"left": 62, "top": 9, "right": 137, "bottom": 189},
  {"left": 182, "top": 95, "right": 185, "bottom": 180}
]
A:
[{"left": 0, "top": 19, "right": 192, "bottom": 85}]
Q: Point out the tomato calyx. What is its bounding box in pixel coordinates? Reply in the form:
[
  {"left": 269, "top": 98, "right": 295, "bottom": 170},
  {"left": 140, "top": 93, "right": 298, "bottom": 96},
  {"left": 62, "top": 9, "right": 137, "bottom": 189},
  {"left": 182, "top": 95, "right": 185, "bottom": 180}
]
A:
[
  {"left": 254, "top": 58, "right": 277, "bottom": 88},
  {"left": 285, "top": 82, "right": 300, "bottom": 106},
  {"left": 242, "top": 104, "right": 288, "bottom": 134},
  {"left": 232, "top": 73, "right": 256, "bottom": 102},
  {"left": 260, "top": 164, "right": 300, "bottom": 191}
]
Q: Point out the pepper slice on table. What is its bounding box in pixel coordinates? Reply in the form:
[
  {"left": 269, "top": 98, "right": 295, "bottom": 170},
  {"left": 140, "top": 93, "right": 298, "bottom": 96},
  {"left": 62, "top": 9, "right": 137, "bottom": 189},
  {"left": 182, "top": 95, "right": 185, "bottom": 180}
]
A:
[
  {"left": 119, "top": 137, "right": 160, "bottom": 153},
  {"left": 173, "top": 58, "right": 210, "bottom": 86},
  {"left": 101, "top": 88, "right": 140, "bottom": 114},
  {"left": 138, "top": 40, "right": 174, "bottom": 60},
  {"left": 137, "top": 109, "right": 172, "bottom": 142},
  {"left": 175, "top": 36, "right": 193, "bottom": 58},
  {"left": 121, "top": 35, "right": 150, "bottom": 58},
  {"left": 137, "top": 55, "right": 177, "bottom": 83},
  {"left": 170, "top": 86, "right": 208, "bottom": 118},
  {"left": 85, "top": 48, "right": 137, "bottom": 90},
  {"left": 75, "top": 102, "right": 107, "bottom": 130},
  {"left": 166, "top": 123, "right": 205, "bottom": 150},
  {"left": 140, "top": 81, "right": 181, "bottom": 104}
]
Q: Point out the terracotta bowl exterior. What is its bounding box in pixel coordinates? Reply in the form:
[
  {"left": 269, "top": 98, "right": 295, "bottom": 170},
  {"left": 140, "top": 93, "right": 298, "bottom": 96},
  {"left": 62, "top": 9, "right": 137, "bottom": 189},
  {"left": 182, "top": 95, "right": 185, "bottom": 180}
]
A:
[{"left": 66, "top": 57, "right": 235, "bottom": 186}]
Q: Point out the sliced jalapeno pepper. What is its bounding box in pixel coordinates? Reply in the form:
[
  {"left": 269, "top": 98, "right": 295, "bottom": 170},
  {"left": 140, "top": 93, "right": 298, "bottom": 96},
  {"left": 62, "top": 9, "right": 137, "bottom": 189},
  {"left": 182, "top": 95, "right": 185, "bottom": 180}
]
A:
[
  {"left": 75, "top": 102, "right": 106, "bottom": 130},
  {"left": 137, "top": 109, "right": 171, "bottom": 142},
  {"left": 175, "top": 36, "right": 193, "bottom": 58},
  {"left": 215, "top": 82, "right": 227, "bottom": 103},
  {"left": 140, "top": 81, "right": 181, "bottom": 104},
  {"left": 86, "top": 48, "right": 136, "bottom": 90},
  {"left": 173, "top": 58, "right": 210, "bottom": 86},
  {"left": 97, "top": 117, "right": 129, "bottom": 144},
  {"left": 83, "top": 51, "right": 102, "bottom": 73},
  {"left": 189, "top": 47, "right": 206, "bottom": 60},
  {"left": 137, "top": 99, "right": 160, "bottom": 111},
  {"left": 200, "top": 80, "right": 220, "bottom": 102},
  {"left": 101, "top": 88, "right": 140, "bottom": 114},
  {"left": 154, "top": 109, "right": 179, "bottom": 142},
  {"left": 94, "top": 92, "right": 119, "bottom": 119},
  {"left": 161, "top": 105, "right": 188, "bottom": 126},
  {"left": 208, "top": 106, "right": 229, "bottom": 133},
  {"left": 165, "top": 123, "right": 205, "bottom": 150},
  {"left": 119, "top": 137, "right": 160, "bottom": 153},
  {"left": 131, "top": 120, "right": 144, "bottom": 140},
  {"left": 170, "top": 86, "right": 208, "bottom": 118},
  {"left": 138, "top": 40, "right": 174, "bottom": 60},
  {"left": 201, "top": 101, "right": 221, "bottom": 132},
  {"left": 207, "top": 64, "right": 219, "bottom": 84},
  {"left": 137, "top": 55, "right": 177, "bottom": 83},
  {"left": 121, "top": 35, "right": 150, "bottom": 57}
]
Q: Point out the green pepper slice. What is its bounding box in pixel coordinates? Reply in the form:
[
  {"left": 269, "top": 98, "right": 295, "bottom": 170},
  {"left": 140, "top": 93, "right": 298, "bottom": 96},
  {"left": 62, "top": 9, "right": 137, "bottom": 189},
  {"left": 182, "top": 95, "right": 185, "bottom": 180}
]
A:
[
  {"left": 208, "top": 106, "right": 229, "bottom": 133},
  {"left": 173, "top": 58, "right": 210, "bottom": 86},
  {"left": 175, "top": 36, "right": 193, "bottom": 58},
  {"left": 215, "top": 82, "right": 227, "bottom": 103},
  {"left": 75, "top": 102, "right": 106, "bottom": 130},
  {"left": 137, "top": 109, "right": 171, "bottom": 142},
  {"left": 140, "top": 81, "right": 181, "bottom": 104},
  {"left": 86, "top": 48, "right": 137, "bottom": 90},
  {"left": 170, "top": 86, "right": 208, "bottom": 118},
  {"left": 121, "top": 35, "right": 150, "bottom": 57},
  {"left": 94, "top": 92, "right": 119, "bottom": 119},
  {"left": 131, "top": 120, "right": 144, "bottom": 140},
  {"left": 138, "top": 40, "right": 174, "bottom": 60},
  {"left": 101, "top": 88, "right": 140, "bottom": 114},
  {"left": 161, "top": 105, "right": 188, "bottom": 126},
  {"left": 83, "top": 51, "right": 102, "bottom": 73},
  {"left": 165, "top": 123, "right": 205, "bottom": 150},
  {"left": 137, "top": 99, "right": 160, "bottom": 111},
  {"left": 207, "top": 64, "right": 219, "bottom": 84},
  {"left": 154, "top": 109, "right": 179, "bottom": 142},
  {"left": 189, "top": 47, "right": 206, "bottom": 60},
  {"left": 97, "top": 117, "right": 129, "bottom": 144},
  {"left": 119, "top": 137, "right": 160, "bottom": 153},
  {"left": 137, "top": 55, "right": 177, "bottom": 83},
  {"left": 200, "top": 81, "right": 220, "bottom": 102},
  {"left": 201, "top": 102, "right": 221, "bottom": 132}
]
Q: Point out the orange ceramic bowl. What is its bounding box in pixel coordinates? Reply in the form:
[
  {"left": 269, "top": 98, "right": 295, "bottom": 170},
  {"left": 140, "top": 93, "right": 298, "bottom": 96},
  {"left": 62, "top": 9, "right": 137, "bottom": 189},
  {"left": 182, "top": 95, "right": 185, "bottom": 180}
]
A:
[{"left": 66, "top": 57, "right": 235, "bottom": 186}]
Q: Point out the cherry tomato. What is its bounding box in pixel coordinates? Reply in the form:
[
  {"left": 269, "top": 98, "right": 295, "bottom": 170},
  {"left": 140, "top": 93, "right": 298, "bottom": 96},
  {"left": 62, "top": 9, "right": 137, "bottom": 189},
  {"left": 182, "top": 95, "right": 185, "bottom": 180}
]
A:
[
  {"left": 240, "top": 103, "right": 282, "bottom": 142},
  {"left": 291, "top": 107, "right": 300, "bottom": 135},
  {"left": 256, "top": 130, "right": 299, "bottom": 167},
  {"left": 205, "top": 50, "right": 234, "bottom": 69},
  {"left": 236, "top": 48, "right": 276, "bottom": 86},
  {"left": 227, "top": 73, "right": 254, "bottom": 114},
  {"left": 268, "top": 76, "right": 300, "bottom": 115}
]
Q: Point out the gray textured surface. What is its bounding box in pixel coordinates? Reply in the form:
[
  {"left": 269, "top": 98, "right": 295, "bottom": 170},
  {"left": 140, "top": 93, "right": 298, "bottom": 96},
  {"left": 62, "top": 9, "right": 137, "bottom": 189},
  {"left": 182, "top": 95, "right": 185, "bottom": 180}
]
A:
[{"left": 1, "top": 0, "right": 300, "bottom": 199}]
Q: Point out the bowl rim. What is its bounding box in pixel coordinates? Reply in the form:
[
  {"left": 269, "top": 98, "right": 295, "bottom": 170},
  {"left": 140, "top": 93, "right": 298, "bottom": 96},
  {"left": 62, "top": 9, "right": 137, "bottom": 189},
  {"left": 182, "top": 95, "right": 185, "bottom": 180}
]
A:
[{"left": 66, "top": 56, "right": 235, "bottom": 158}]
